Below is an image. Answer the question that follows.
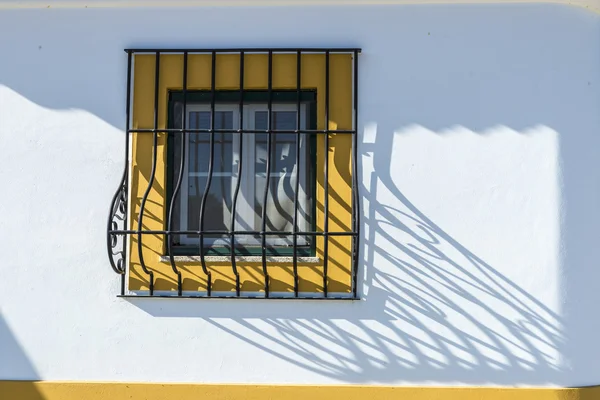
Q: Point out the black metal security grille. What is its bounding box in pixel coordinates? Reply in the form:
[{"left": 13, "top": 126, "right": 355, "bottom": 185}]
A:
[{"left": 107, "top": 48, "right": 361, "bottom": 299}]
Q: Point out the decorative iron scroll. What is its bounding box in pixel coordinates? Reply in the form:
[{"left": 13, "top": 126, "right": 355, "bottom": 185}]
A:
[{"left": 107, "top": 181, "right": 127, "bottom": 275}]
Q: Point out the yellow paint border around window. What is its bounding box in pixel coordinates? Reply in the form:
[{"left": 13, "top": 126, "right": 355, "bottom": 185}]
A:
[{"left": 128, "top": 53, "right": 354, "bottom": 294}]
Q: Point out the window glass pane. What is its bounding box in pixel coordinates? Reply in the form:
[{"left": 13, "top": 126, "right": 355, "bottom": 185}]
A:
[
  {"left": 186, "top": 111, "right": 234, "bottom": 241},
  {"left": 254, "top": 110, "right": 311, "bottom": 246},
  {"left": 255, "top": 111, "right": 296, "bottom": 174},
  {"left": 172, "top": 105, "right": 313, "bottom": 251},
  {"left": 187, "top": 176, "right": 232, "bottom": 232}
]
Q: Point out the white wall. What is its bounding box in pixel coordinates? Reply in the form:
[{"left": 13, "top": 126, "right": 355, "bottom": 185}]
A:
[{"left": 0, "top": 2, "right": 599, "bottom": 387}]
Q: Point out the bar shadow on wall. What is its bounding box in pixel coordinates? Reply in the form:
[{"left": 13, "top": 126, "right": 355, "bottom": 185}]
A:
[
  {"left": 132, "top": 124, "right": 567, "bottom": 385},
  {"left": 123, "top": 3, "right": 600, "bottom": 383}
]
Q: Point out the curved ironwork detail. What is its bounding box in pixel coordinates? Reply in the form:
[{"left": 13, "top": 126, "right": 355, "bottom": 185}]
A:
[
  {"left": 260, "top": 50, "right": 274, "bottom": 298},
  {"left": 292, "top": 50, "right": 302, "bottom": 297},
  {"left": 107, "top": 181, "right": 128, "bottom": 275},
  {"left": 352, "top": 50, "right": 361, "bottom": 298},
  {"left": 107, "top": 51, "right": 132, "bottom": 279},
  {"left": 136, "top": 52, "right": 161, "bottom": 295},
  {"left": 229, "top": 51, "right": 245, "bottom": 296},
  {"left": 166, "top": 51, "right": 189, "bottom": 296},
  {"left": 197, "top": 51, "right": 217, "bottom": 296}
]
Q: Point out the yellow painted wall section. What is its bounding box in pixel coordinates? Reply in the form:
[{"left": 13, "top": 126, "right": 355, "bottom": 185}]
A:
[
  {"left": 1, "top": 382, "right": 600, "bottom": 400},
  {"left": 129, "top": 53, "right": 354, "bottom": 294}
]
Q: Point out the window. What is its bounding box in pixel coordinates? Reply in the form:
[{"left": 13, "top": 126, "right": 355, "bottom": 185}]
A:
[
  {"left": 107, "top": 48, "right": 360, "bottom": 299},
  {"left": 168, "top": 92, "right": 316, "bottom": 255}
]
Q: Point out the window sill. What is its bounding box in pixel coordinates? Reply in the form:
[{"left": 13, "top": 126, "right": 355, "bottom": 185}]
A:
[{"left": 159, "top": 255, "right": 321, "bottom": 264}]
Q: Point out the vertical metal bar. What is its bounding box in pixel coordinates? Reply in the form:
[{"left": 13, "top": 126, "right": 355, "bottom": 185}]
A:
[
  {"left": 352, "top": 50, "right": 360, "bottom": 299},
  {"left": 107, "top": 51, "right": 132, "bottom": 289},
  {"left": 120, "top": 271, "right": 125, "bottom": 296},
  {"left": 292, "top": 51, "right": 301, "bottom": 297},
  {"left": 323, "top": 51, "right": 330, "bottom": 298},
  {"left": 137, "top": 51, "right": 160, "bottom": 295},
  {"left": 198, "top": 51, "right": 216, "bottom": 296},
  {"left": 120, "top": 51, "right": 132, "bottom": 295},
  {"left": 230, "top": 51, "right": 244, "bottom": 296},
  {"left": 261, "top": 50, "right": 273, "bottom": 298},
  {"left": 120, "top": 51, "right": 133, "bottom": 295},
  {"left": 166, "top": 52, "right": 188, "bottom": 296}
]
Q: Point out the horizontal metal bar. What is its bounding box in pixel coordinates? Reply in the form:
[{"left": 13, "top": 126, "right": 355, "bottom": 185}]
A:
[
  {"left": 160, "top": 255, "right": 321, "bottom": 264},
  {"left": 110, "top": 230, "right": 357, "bottom": 236},
  {"left": 126, "top": 48, "right": 362, "bottom": 54},
  {"left": 186, "top": 172, "right": 296, "bottom": 179},
  {"left": 188, "top": 172, "right": 233, "bottom": 177},
  {"left": 128, "top": 128, "right": 356, "bottom": 134},
  {"left": 119, "top": 294, "right": 359, "bottom": 300},
  {"left": 254, "top": 172, "right": 291, "bottom": 178}
]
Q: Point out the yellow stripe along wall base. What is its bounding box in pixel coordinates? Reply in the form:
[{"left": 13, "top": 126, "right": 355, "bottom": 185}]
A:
[{"left": 1, "top": 382, "right": 600, "bottom": 400}]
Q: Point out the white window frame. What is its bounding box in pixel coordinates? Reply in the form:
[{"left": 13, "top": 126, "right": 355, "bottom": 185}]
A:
[{"left": 178, "top": 102, "right": 310, "bottom": 249}]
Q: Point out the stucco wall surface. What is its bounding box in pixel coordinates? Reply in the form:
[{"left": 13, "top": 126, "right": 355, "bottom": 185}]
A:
[{"left": 0, "top": 3, "right": 599, "bottom": 387}]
